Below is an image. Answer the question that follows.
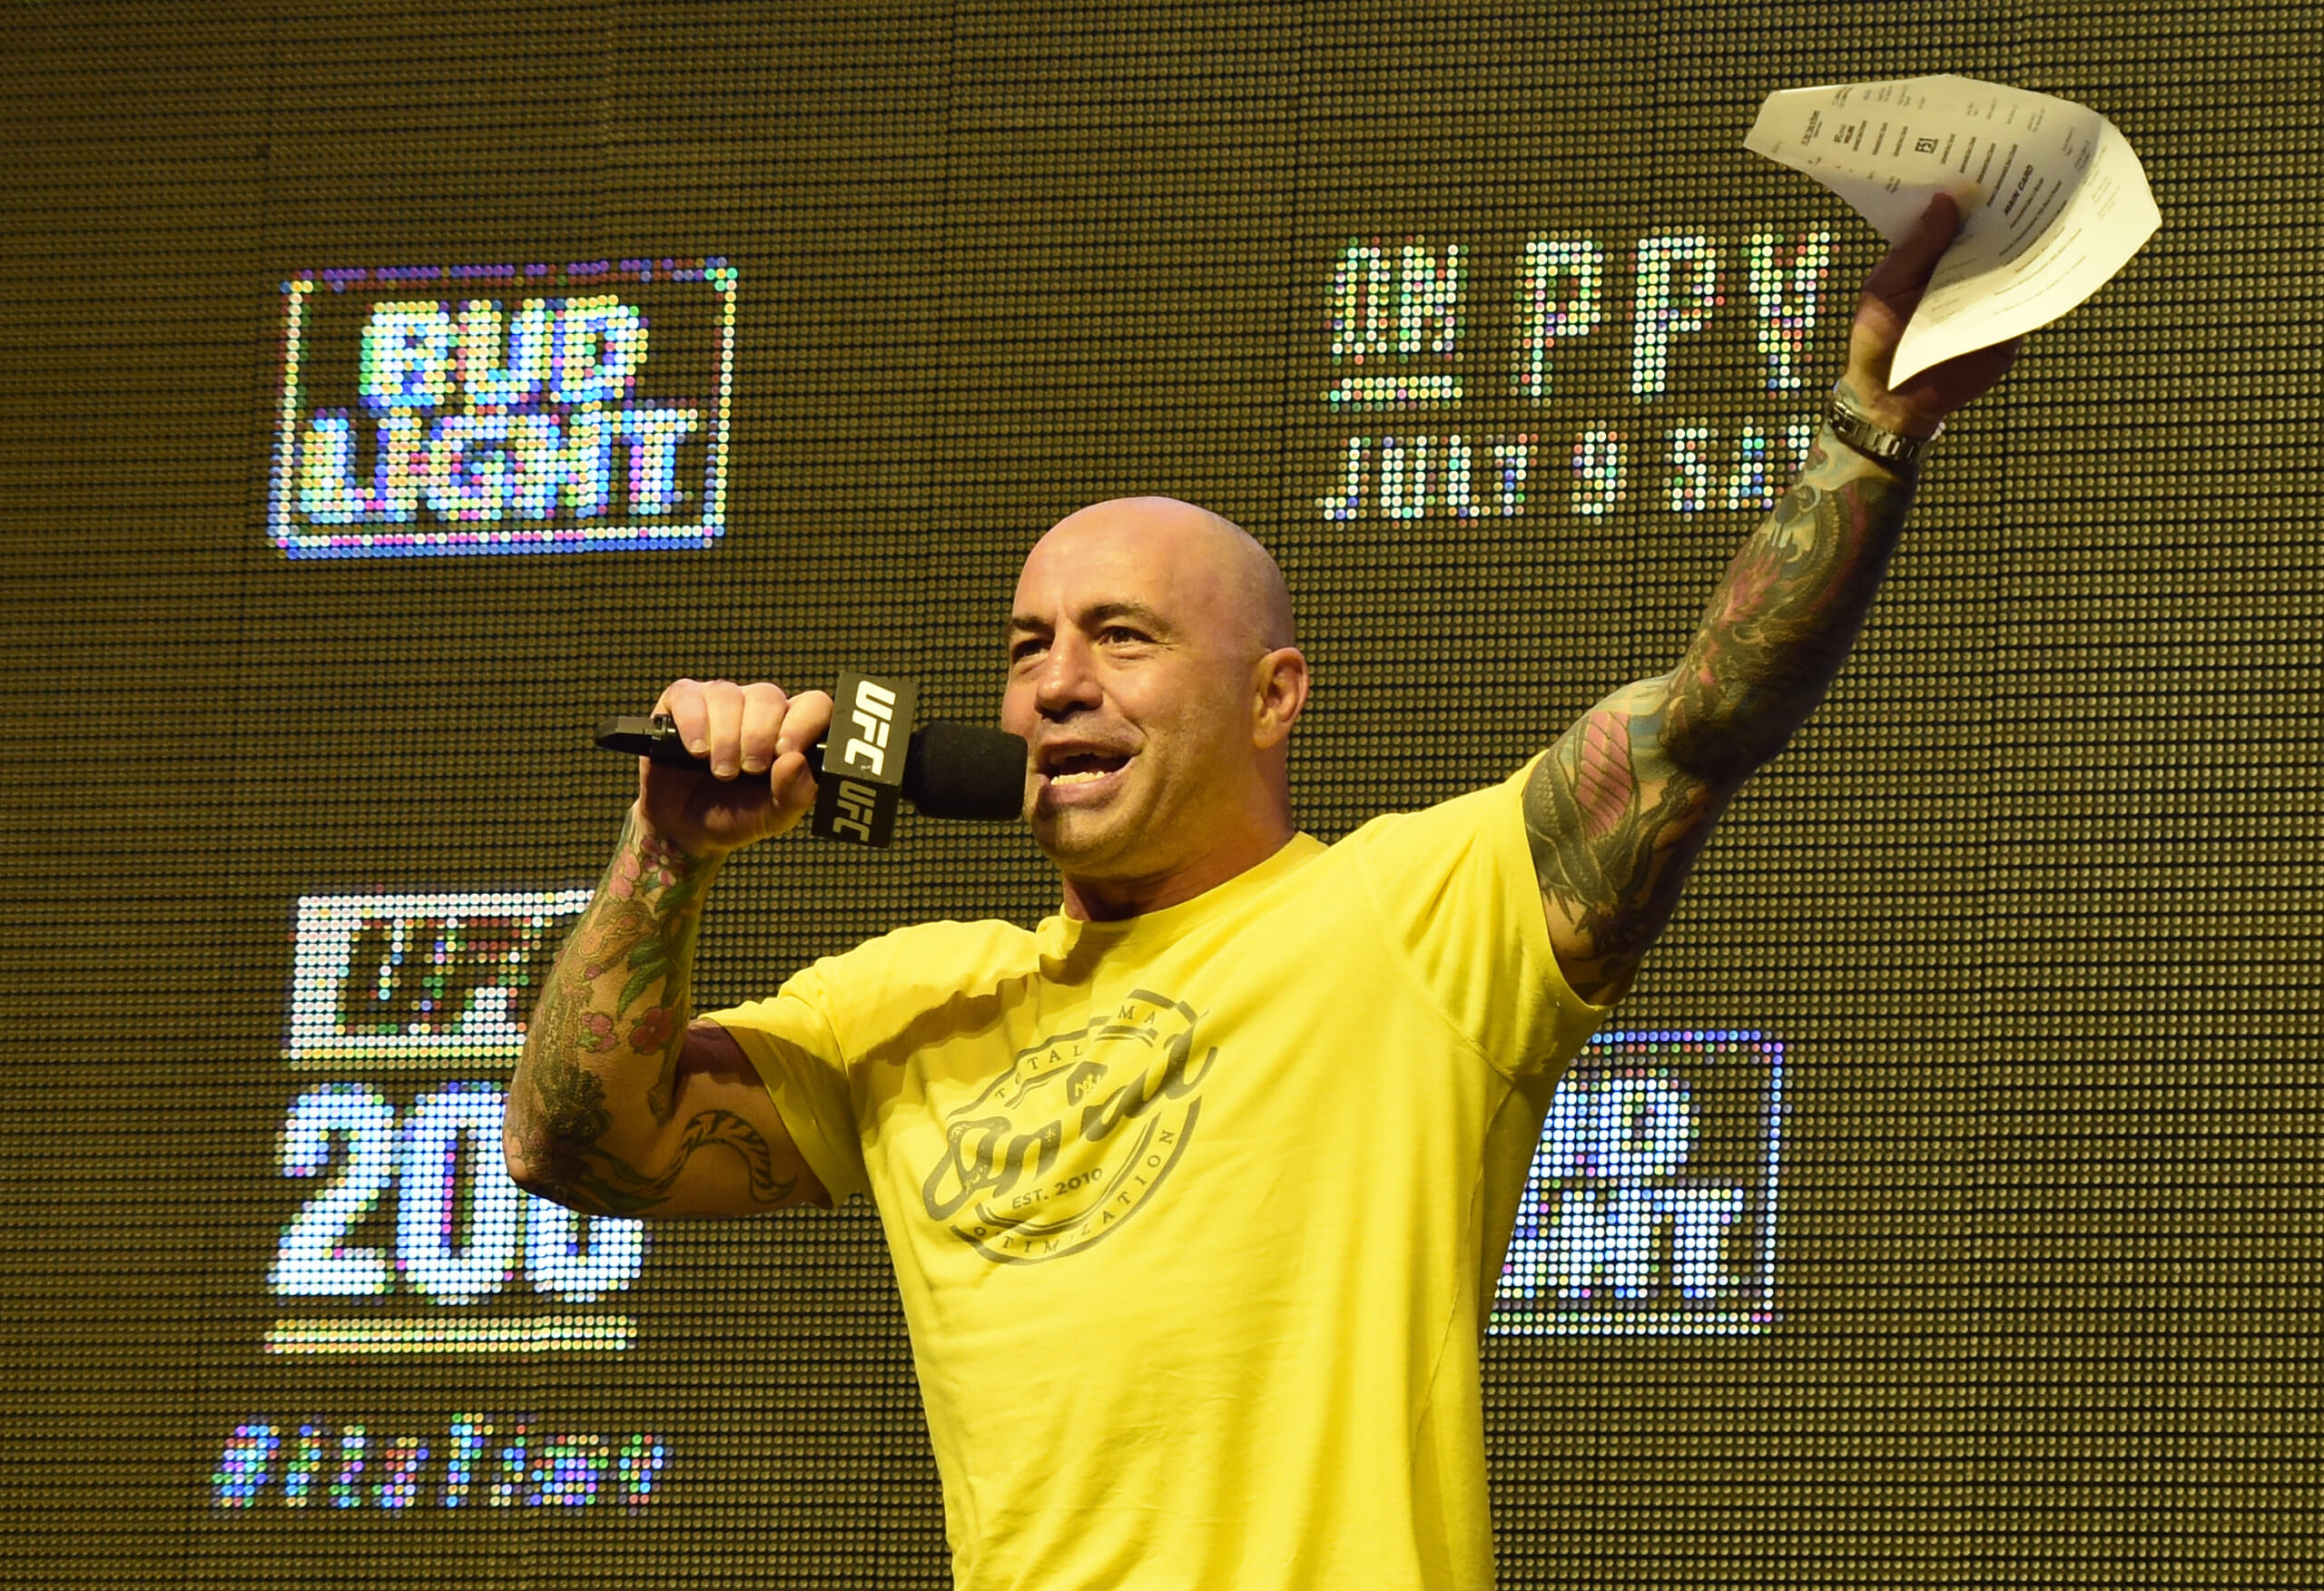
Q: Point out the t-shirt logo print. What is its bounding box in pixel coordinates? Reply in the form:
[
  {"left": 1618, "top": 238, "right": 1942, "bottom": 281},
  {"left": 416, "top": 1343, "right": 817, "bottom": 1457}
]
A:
[{"left": 919, "top": 989, "right": 1213, "bottom": 1264}]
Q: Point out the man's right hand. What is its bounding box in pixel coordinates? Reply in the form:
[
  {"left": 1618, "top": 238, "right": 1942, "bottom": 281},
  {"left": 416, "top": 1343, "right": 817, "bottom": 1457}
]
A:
[{"left": 638, "top": 679, "right": 834, "bottom": 859}]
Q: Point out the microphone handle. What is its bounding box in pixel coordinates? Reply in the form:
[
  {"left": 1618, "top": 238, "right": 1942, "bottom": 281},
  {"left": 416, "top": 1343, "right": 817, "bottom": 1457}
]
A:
[
  {"left": 594, "top": 714, "right": 833, "bottom": 777},
  {"left": 594, "top": 713, "right": 1025, "bottom": 825}
]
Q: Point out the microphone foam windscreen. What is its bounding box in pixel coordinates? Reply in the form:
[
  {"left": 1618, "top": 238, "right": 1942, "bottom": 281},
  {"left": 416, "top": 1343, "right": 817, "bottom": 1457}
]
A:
[{"left": 904, "top": 721, "right": 1029, "bottom": 820}]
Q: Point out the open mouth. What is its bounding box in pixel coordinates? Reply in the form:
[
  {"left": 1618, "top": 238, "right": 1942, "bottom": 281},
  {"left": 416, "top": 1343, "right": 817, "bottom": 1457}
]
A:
[{"left": 1041, "top": 749, "right": 1133, "bottom": 789}]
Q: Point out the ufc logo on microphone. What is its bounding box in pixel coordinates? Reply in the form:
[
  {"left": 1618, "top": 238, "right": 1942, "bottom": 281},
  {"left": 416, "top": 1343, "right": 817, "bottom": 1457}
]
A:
[
  {"left": 842, "top": 680, "right": 898, "bottom": 778},
  {"left": 832, "top": 780, "right": 881, "bottom": 842},
  {"left": 810, "top": 671, "right": 914, "bottom": 848}
]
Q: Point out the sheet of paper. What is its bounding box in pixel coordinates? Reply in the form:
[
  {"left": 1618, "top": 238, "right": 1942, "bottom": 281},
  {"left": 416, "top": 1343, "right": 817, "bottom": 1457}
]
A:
[{"left": 1746, "top": 74, "right": 2160, "bottom": 382}]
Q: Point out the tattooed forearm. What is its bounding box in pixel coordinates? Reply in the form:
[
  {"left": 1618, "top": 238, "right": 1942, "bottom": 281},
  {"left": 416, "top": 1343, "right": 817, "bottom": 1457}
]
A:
[
  {"left": 1660, "top": 421, "right": 1918, "bottom": 783},
  {"left": 1525, "top": 419, "right": 1919, "bottom": 1002},
  {"left": 506, "top": 810, "right": 783, "bottom": 1216}
]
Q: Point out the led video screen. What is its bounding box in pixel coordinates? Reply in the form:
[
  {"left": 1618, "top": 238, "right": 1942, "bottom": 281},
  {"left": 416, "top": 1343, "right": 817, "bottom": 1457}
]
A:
[{"left": 1, "top": 4, "right": 2315, "bottom": 1587}]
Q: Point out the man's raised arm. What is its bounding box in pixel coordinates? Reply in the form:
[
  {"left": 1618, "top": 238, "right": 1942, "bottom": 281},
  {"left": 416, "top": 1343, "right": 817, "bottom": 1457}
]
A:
[
  {"left": 503, "top": 679, "right": 834, "bottom": 1219},
  {"left": 1525, "top": 195, "right": 2024, "bottom": 1004}
]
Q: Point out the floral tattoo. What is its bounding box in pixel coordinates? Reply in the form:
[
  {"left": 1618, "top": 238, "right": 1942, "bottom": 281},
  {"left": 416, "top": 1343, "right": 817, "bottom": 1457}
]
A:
[{"left": 507, "top": 812, "right": 796, "bottom": 1216}]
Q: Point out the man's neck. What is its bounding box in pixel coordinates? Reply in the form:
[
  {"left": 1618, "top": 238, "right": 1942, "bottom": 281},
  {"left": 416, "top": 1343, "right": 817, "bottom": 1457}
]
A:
[{"left": 1058, "top": 826, "right": 1297, "bottom": 923}]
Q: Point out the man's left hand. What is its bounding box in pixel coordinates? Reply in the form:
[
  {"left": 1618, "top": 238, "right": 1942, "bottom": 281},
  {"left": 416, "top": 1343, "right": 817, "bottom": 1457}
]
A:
[{"left": 1845, "top": 192, "right": 2024, "bottom": 438}]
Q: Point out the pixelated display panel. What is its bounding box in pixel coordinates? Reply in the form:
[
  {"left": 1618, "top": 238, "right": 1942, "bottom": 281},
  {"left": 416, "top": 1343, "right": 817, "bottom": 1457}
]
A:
[
  {"left": 1314, "top": 231, "right": 1825, "bottom": 524},
  {"left": 285, "top": 891, "right": 589, "bottom": 1069},
  {"left": 211, "top": 1417, "right": 667, "bottom": 1510},
  {"left": 1492, "top": 1030, "right": 1783, "bottom": 1336},
  {"left": 2, "top": 4, "right": 2316, "bottom": 1589},
  {"left": 271, "top": 260, "right": 736, "bottom": 557}
]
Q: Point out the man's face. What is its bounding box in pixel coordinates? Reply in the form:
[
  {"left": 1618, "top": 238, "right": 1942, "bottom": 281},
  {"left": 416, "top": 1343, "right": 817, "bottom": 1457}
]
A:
[{"left": 1002, "top": 503, "right": 1272, "bottom": 896}]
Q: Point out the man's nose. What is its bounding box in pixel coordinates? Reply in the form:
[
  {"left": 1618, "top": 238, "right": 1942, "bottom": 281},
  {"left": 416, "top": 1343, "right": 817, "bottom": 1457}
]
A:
[{"left": 1033, "top": 634, "right": 1102, "bottom": 716}]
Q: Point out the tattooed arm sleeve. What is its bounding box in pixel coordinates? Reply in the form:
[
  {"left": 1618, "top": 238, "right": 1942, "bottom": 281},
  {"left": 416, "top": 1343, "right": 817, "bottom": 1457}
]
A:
[
  {"left": 1524, "top": 417, "right": 1918, "bottom": 1004},
  {"left": 503, "top": 807, "right": 822, "bottom": 1219}
]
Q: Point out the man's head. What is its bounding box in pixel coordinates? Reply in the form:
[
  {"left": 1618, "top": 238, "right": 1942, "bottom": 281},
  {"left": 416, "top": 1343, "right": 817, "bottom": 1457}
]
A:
[{"left": 1004, "top": 496, "right": 1308, "bottom": 921}]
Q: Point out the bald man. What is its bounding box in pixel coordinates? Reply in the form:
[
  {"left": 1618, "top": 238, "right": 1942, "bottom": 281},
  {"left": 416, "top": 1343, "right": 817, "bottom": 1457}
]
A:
[{"left": 507, "top": 197, "right": 2018, "bottom": 1590}]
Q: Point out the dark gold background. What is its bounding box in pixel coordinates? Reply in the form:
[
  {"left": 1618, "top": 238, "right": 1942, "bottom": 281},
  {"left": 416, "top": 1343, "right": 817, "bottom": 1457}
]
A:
[{"left": 1, "top": 2, "right": 2314, "bottom": 1586}]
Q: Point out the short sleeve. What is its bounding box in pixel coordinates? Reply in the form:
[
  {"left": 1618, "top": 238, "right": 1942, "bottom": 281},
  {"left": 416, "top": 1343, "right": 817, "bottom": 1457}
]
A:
[
  {"left": 1343, "top": 756, "right": 1614, "bottom": 1079},
  {"left": 705, "top": 961, "right": 872, "bottom": 1207}
]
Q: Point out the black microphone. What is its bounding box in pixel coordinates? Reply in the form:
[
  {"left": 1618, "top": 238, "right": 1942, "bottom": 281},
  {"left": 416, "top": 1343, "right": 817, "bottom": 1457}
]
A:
[{"left": 593, "top": 673, "right": 1026, "bottom": 848}]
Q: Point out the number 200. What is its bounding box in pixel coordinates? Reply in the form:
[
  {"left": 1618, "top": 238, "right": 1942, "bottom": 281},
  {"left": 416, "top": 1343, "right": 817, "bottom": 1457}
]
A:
[{"left": 271, "top": 1081, "right": 644, "bottom": 1304}]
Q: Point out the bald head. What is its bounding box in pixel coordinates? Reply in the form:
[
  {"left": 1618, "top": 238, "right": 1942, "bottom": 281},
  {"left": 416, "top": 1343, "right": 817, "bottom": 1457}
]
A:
[
  {"left": 1004, "top": 496, "right": 1312, "bottom": 919},
  {"left": 1033, "top": 497, "right": 1295, "bottom": 655}
]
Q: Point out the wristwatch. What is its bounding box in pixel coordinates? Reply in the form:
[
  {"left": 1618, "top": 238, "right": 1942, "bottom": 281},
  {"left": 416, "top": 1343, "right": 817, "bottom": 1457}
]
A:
[{"left": 1826, "top": 388, "right": 1939, "bottom": 469}]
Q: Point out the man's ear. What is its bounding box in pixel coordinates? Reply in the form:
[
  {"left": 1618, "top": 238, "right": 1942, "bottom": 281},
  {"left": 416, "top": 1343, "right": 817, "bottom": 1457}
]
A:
[{"left": 1251, "top": 647, "right": 1309, "bottom": 750}]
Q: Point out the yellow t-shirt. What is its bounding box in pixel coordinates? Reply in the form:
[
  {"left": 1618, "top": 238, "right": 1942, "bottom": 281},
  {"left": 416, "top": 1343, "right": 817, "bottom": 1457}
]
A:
[{"left": 711, "top": 763, "right": 1611, "bottom": 1590}]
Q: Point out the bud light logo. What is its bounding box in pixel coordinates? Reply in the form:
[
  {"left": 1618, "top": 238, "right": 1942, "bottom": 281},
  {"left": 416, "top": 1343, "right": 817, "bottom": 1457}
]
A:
[
  {"left": 1492, "top": 1029, "right": 1785, "bottom": 1336},
  {"left": 269, "top": 259, "right": 736, "bottom": 558}
]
